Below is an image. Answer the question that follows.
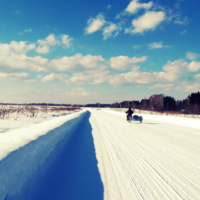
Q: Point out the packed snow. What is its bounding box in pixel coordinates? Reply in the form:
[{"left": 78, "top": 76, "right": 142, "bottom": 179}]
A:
[
  {"left": 90, "top": 109, "right": 200, "bottom": 199},
  {"left": 0, "top": 108, "right": 200, "bottom": 199}
]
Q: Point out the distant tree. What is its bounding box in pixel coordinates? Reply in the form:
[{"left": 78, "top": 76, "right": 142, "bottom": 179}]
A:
[
  {"left": 149, "top": 94, "right": 164, "bottom": 111},
  {"left": 132, "top": 101, "right": 140, "bottom": 109},
  {"left": 120, "top": 101, "right": 129, "bottom": 108},
  {"left": 111, "top": 102, "right": 120, "bottom": 108},
  {"left": 163, "top": 96, "right": 176, "bottom": 111},
  {"left": 140, "top": 99, "right": 151, "bottom": 110},
  {"left": 189, "top": 92, "right": 200, "bottom": 105},
  {"left": 187, "top": 92, "right": 200, "bottom": 114}
]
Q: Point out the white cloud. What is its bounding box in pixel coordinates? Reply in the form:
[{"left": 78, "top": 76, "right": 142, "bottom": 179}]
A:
[
  {"left": 65, "top": 69, "right": 109, "bottom": 85},
  {"left": 0, "top": 42, "right": 48, "bottom": 71},
  {"left": 37, "top": 75, "right": 42, "bottom": 79},
  {"left": 49, "top": 54, "right": 81, "bottom": 71},
  {"left": 103, "top": 24, "right": 116, "bottom": 36},
  {"left": 110, "top": 55, "right": 147, "bottom": 70},
  {"left": 66, "top": 87, "right": 90, "bottom": 96},
  {"left": 15, "top": 10, "right": 22, "bottom": 15},
  {"left": 90, "top": 70, "right": 109, "bottom": 84},
  {"left": 148, "top": 42, "right": 171, "bottom": 49},
  {"left": 24, "top": 29, "right": 32, "bottom": 33},
  {"left": 62, "top": 35, "right": 73, "bottom": 47},
  {"left": 125, "top": 0, "right": 153, "bottom": 14},
  {"left": 149, "top": 83, "right": 173, "bottom": 91},
  {"left": 37, "top": 34, "right": 58, "bottom": 46},
  {"left": 108, "top": 59, "right": 188, "bottom": 86},
  {"left": 67, "top": 73, "right": 93, "bottom": 85},
  {"left": 0, "top": 41, "right": 49, "bottom": 72},
  {"left": 162, "top": 60, "right": 188, "bottom": 82},
  {"left": 39, "top": 66, "right": 109, "bottom": 85},
  {"left": 103, "top": 24, "right": 121, "bottom": 40},
  {"left": 107, "top": 5, "right": 111, "bottom": 9},
  {"left": 79, "top": 55, "right": 105, "bottom": 69},
  {"left": 85, "top": 14, "right": 122, "bottom": 40},
  {"left": 108, "top": 67, "right": 158, "bottom": 86},
  {"left": 167, "top": 11, "right": 188, "bottom": 26},
  {"left": 183, "top": 83, "right": 200, "bottom": 92},
  {"left": 174, "top": 16, "right": 188, "bottom": 25},
  {"left": 186, "top": 52, "right": 199, "bottom": 60},
  {"left": 85, "top": 14, "right": 105, "bottom": 34},
  {"left": 148, "top": 42, "right": 163, "bottom": 49},
  {"left": 0, "top": 50, "right": 106, "bottom": 73},
  {"left": 173, "top": 81, "right": 200, "bottom": 92},
  {"left": 174, "top": 0, "right": 185, "bottom": 9},
  {"left": 123, "top": 69, "right": 156, "bottom": 84},
  {"left": 107, "top": 74, "right": 127, "bottom": 86},
  {"left": 128, "top": 11, "right": 165, "bottom": 33},
  {"left": 188, "top": 61, "right": 200, "bottom": 72},
  {"left": 0, "top": 71, "right": 30, "bottom": 80},
  {"left": 36, "top": 34, "right": 59, "bottom": 54},
  {"left": 18, "top": 29, "right": 33, "bottom": 35},
  {"left": 36, "top": 45, "right": 49, "bottom": 54},
  {"left": 50, "top": 54, "right": 105, "bottom": 71},
  {"left": 133, "top": 45, "right": 143, "bottom": 49},
  {"left": 195, "top": 74, "right": 200, "bottom": 80},
  {"left": 2, "top": 41, "right": 36, "bottom": 54},
  {"left": 41, "top": 73, "right": 68, "bottom": 83},
  {"left": 180, "top": 30, "right": 187, "bottom": 35}
]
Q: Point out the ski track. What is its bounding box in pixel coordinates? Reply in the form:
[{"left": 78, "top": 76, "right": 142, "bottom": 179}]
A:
[{"left": 89, "top": 109, "right": 200, "bottom": 200}]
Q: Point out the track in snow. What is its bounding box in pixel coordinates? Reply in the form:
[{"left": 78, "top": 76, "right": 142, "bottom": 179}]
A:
[{"left": 89, "top": 109, "right": 200, "bottom": 200}]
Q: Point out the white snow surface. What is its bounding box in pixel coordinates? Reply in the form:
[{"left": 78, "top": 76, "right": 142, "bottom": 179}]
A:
[
  {"left": 0, "top": 111, "right": 85, "bottom": 160},
  {"left": 0, "top": 108, "right": 200, "bottom": 199},
  {"left": 89, "top": 109, "right": 200, "bottom": 199},
  {"left": 0, "top": 110, "right": 88, "bottom": 199}
]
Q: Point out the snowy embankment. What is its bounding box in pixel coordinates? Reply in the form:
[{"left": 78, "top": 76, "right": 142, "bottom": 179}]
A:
[
  {"left": 0, "top": 110, "right": 103, "bottom": 200},
  {"left": 89, "top": 109, "right": 200, "bottom": 199}
]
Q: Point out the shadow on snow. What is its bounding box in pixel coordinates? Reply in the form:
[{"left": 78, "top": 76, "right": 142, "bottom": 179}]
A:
[{"left": 1, "top": 111, "right": 103, "bottom": 200}]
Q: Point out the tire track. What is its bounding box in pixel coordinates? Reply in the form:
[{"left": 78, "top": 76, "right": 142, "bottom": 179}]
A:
[{"left": 89, "top": 110, "right": 200, "bottom": 200}]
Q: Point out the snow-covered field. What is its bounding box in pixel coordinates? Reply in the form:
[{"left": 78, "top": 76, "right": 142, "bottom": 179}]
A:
[{"left": 0, "top": 108, "right": 200, "bottom": 199}]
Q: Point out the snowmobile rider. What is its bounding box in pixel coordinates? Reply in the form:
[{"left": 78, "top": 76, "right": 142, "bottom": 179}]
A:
[{"left": 126, "top": 107, "right": 133, "bottom": 121}]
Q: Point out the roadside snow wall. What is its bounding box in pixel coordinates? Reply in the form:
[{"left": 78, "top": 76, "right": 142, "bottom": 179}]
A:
[{"left": 0, "top": 110, "right": 89, "bottom": 199}]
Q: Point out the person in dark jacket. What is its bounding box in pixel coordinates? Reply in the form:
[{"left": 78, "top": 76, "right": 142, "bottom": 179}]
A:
[{"left": 126, "top": 107, "right": 133, "bottom": 121}]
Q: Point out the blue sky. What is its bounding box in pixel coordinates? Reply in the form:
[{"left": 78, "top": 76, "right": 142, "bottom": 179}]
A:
[{"left": 0, "top": 0, "right": 200, "bottom": 104}]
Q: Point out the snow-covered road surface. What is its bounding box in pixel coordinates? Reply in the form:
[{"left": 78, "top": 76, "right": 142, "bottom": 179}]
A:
[{"left": 90, "top": 109, "right": 200, "bottom": 200}]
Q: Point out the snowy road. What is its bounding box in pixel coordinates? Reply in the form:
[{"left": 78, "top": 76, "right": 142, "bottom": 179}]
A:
[{"left": 89, "top": 109, "right": 200, "bottom": 200}]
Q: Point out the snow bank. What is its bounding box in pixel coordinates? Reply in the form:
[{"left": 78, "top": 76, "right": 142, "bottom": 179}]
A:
[
  {"left": 0, "top": 110, "right": 87, "bottom": 199},
  {"left": 0, "top": 111, "right": 75, "bottom": 134}
]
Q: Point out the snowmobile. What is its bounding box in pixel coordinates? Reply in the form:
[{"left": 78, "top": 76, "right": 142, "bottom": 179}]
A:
[{"left": 128, "top": 115, "right": 143, "bottom": 123}]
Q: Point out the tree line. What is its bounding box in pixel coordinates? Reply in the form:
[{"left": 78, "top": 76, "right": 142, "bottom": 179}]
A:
[
  {"left": 85, "top": 92, "right": 200, "bottom": 114},
  {"left": 1, "top": 92, "right": 200, "bottom": 114}
]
